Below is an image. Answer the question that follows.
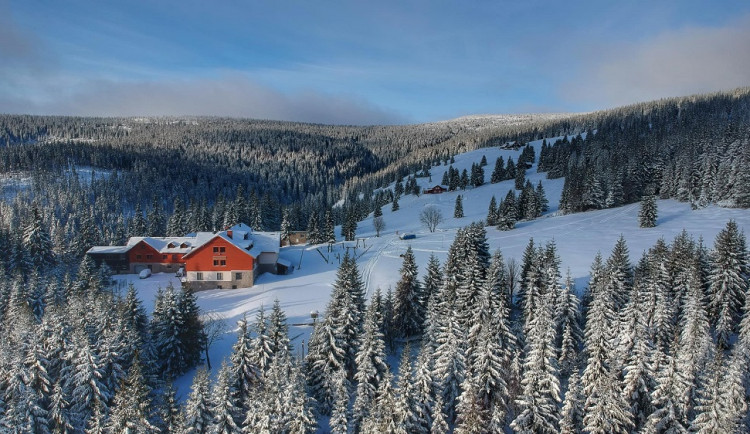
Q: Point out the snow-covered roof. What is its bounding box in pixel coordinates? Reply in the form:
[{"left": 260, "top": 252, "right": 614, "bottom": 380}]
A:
[
  {"left": 126, "top": 233, "right": 215, "bottom": 254},
  {"left": 251, "top": 232, "right": 280, "bottom": 254},
  {"left": 90, "top": 223, "right": 279, "bottom": 260},
  {"left": 87, "top": 245, "right": 131, "bottom": 254}
]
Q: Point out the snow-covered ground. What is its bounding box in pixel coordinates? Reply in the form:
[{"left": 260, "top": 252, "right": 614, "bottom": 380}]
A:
[{"left": 114, "top": 137, "right": 750, "bottom": 398}]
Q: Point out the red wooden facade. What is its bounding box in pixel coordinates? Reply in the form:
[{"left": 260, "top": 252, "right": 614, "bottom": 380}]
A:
[
  {"left": 182, "top": 236, "right": 254, "bottom": 273},
  {"left": 423, "top": 185, "right": 448, "bottom": 194},
  {"left": 127, "top": 240, "right": 185, "bottom": 265}
]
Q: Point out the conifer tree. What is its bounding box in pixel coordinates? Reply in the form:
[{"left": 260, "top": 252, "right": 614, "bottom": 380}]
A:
[
  {"left": 639, "top": 195, "right": 658, "bottom": 228},
  {"left": 324, "top": 209, "right": 336, "bottom": 245},
  {"left": 328, "top": 369, "right": 350, "bottom": 434},
  {"left": 184, "top": 367, "right": 213, "bottom": 434},
  {"left": 158, "top": 384, "right": 185, "bottom": 434},
  {"left": 581, "top": 257, "right": 633, "bottom": 434},
  {"left": 641, "top": 355, "right": 688, "bottom": 434},
  {"left": 306, "top": 252, "right": 363, "bottom": 414},
  {"left": 432, "top": 312, "right": 466, "bottom": 425},
  {"left": 69, "top": 329, "right": 109, "bottom": 430},
  {"left": 491, "top": 156, "right": 505, "bottom": 183},
  {"left": 454, "top": 195, "right": 464, "bottom": 218},
  {"left": 306, "top": 211, "right": 322, "bottom": 245},
  {"left": 486, "top": 195, "right": 498, "bottom": 226},
  {"left": 106, "top": 354, "right": 156, "bottom": 433},
  {"left": 511, "top": 293, "right": 561, "bottom": 434},
  {"left": 560, "top": 370, "right": 584, "bottom": 434},
  {"left": 394, "top": 246, "right": 423, "bottom": 338},
  {"left": 515, "top": 159, "right": 526, "bottom": 190},
  {"left": 351, "top": 300, "right": 389, "bottom": 432},
  {"left": 23, "top": 204, "right": 55, "bottom": 271},
  {"left": 708, "top": 220, "right": 748, "bottom": 348},
  {"left": 209, "top": 361, "right": 241, "bottom": 434}
]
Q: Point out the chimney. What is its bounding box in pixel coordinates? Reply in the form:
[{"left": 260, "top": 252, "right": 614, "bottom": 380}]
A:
[{"left": 227, "top": 230, "right": 233, "bottom": 239}]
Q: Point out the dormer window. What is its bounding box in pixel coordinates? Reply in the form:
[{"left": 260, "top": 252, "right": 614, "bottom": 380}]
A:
[
  {"left": 167, "top": 242, "right": 176, "bottom": 248},
  {"left": 180, "top": 242, "right": 189, "bottom": 248}
]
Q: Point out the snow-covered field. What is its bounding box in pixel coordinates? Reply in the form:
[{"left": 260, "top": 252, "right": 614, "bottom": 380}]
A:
[{"left": 114, "top": 137, "right": 750, "bottom": 397}]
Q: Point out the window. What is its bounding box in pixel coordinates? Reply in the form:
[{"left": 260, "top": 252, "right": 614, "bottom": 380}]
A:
[
  {"left": 220, "top": 246, "right": 226, "bottom": 253},
  {"left": 136, "top": 254, "right": 142, "bottom": 260},
  {"left": 217, "top": 285, "right": 222, "bottom": 290},
  {"left": 213, "top": 247, "right": 219, "bottom": 253},
  {"left": 217, "top": 272, "right": 223, "bottom": 280},
  {"left": 213, "top": 259, "right": 227, "bottom": 266},
  {"left": 221, "top": 259, "right": 226, "bottom": 266},
  {"left": 235, "top": 272, "right": 242, "bottom": 280},
  {"left": 232, "top": 285, "right": 237, "bottom": 289},
  {"left": 197, "top": 272, "right": 203, "bottom": 281},
  {"left": 162, "top": 255, "right": 167, "bottom": 260},
  {"left": 146, "top": 254, "right": 153, "bottom": 260},
  {"left": 213, "top": 260, "right": 219, "bottom": 266}
]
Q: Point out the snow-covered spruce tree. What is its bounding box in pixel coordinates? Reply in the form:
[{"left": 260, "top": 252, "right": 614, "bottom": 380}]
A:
[
  {"left": 393, "top": 246, "right": 424, "bottom": 338},
  {"left": 454, "top": 195, "right": 464, "bottom": 218},
  {"left": 639, "top": 194, "right": 658, "bottom": 228},
  {"left": 268, "top": 298, "right": 292, "bottom": 359},
  {"left": 306, "top": 211, "right": 322, "bottom": 245},
  {"left": 324, "top": 209, "right": 336, "bottom": 244},
  {"left": 68, "top": 328, "right": 110, "bottom": 431},
  {"left": 460, "top": 250, "right": 513, "bottom": 432},
  {"left": 510, "top": 292, "right": 561, "bottom": 434},
  {"left": 361, "top": 369, "right": 404, "bottom": 433},
  {"left": 641, "top": 354, "right": 689, "bottom": 434},
  {"left": 408, "top": 340, "right": 436, "bottom": 434},
  {"left": 558, "top": 271, "right": 582, "bottom": 377},
  {"left": 674, "top": 265, "right": 712, "bottom": 420},
  {"left": 152, "top": 284, "right": 186, "bottom": 378},
  {"left": 351, "top": 299, "right": 389, "bottom": 432},
  {"left": 491, "top": 156, "right": 505, "bottom": 183},
  {"left": 23, "top": 204, "right": 55, "bottom": 271},
  {"left": 560, "top": 370, "right": 584, "bottom": 434},
  {"left": 619, "top": 282, "right": 656, "bottom": 431},
  {"left": 305, "top": 252, "right": 364, "bottom": 414},
  {"left": 708, "top": 220, "right": 748, "bottom": 348},
  {"left": 431, "top": 310, "right": 467, "bottom": 425},
  {"left": 180, "top": 286, "right": 206, "bottom": 368},
  {"left": 606, "top": 235, "right": 634, "bottom": 312},
  {"left": 250, "top": 307, "right": 274, "bottom": 376},
  {"left": 106, "top": 354, "right": 156, "bottom": 433},
  {"left": 184, "top": 367, "right": 213, "bottom": 434},
  {"left": 328, "top": 369, "right": 350, "bottom": 434},
  {"left": 455, "top": 223, "right": 491, "bottom": 330},
  {"left": 486, "top": 195, "right": 498, "bottom": 226},
  {"left": 157, "top": 383, "right": 185, "bottom": 434},
  {"left": 581, "top": 262, "right": 633, "bottom": 434},
  {"left": 496, "top": 189, "right": 517, "bottom": 231},
  {"left": 536, "top": 180, "right": 549, "bottom": 214},
  {"left": 230, "top": 314, "right": 259, "bottom": 410},
  {"left": 690, "top": 350, "right": 747, "bottom": 433},
  {"left": 209, "top": 361, "right": 241, "bottom": 434}
]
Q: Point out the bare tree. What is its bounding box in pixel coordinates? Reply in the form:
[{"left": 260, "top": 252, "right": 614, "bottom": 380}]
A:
[
  {"left": 373, "top": 216, "right": 385, "bottom": 237},
  {"left": 506, "top": 257, "right": 520, "bottom": 304},
  {"left": 201, "top": 311, "right": 228, "bottom": 370},
  {"left": 419, "top": 206, "right": 444, "bottom": 233}
]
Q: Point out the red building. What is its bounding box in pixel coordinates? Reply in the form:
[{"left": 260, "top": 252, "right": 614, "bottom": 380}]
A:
[
  {"left": 423, "top": 185, "right": 448, "bottom": 194},
  {"left": 87, "top": 223, "right": 283, "bottom": 290}
]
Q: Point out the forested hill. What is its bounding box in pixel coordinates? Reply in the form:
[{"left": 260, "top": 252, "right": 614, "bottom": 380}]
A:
[{"left": 0, "top": 88, "right": 747, "bottom": 276}]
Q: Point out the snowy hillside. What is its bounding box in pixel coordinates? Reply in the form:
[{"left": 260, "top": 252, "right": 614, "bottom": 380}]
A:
[{"left": 116, "top": 136, "right": 750, "bottom": 397}]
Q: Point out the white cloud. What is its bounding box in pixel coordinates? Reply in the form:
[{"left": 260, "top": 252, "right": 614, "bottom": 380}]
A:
[
  {"left": 562, "top": 14, "right": 750, "bottom": 107},
  {"left": 0, "top": 74, "right": 407, "bottom": 125}
]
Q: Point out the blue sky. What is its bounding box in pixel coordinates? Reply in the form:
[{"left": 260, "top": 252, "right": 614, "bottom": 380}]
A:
[{"left": 1, "top": 0, "right": 749, "bottom": 124}]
